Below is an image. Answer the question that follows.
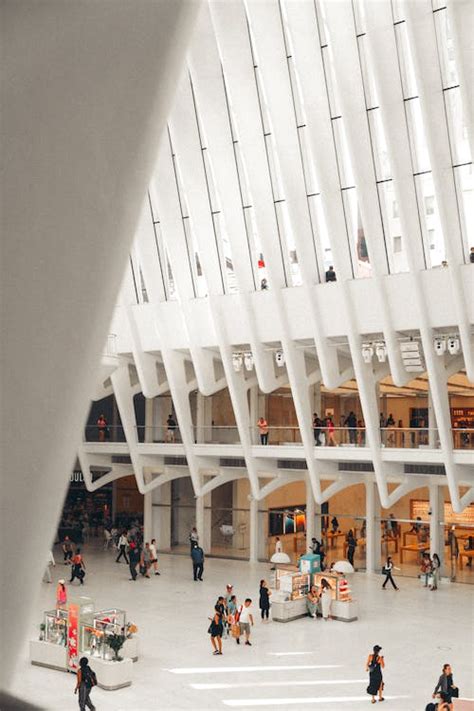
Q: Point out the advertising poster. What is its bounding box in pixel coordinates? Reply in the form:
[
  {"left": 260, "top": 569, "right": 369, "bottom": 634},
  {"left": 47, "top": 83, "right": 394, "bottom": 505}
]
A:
[{"left": 67, "top": 603, "right": 79, "bottom": 671}]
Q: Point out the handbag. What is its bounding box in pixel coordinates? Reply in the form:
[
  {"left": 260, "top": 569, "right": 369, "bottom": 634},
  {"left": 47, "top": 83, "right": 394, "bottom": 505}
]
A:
[
  {"left": 451, "top": 687, "right": 459, "bottom": 698},
  {"left": 231, "top": 623, "right": 241, "bottom": 638}
]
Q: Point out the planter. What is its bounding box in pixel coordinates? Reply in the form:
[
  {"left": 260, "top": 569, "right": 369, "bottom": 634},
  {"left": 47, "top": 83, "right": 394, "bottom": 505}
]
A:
[
  {"left": 30, "top": 640, "right": 67, "bottom": 671},
  {"left": 88, "top": 656, "right": 133, "bottom": 690},
  {"left": 122, "top": 636, "right": 139, "bottom": 662}
]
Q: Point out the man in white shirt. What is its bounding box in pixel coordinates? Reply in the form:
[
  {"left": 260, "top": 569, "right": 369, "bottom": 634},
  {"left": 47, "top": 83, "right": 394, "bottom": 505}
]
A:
[{"left": 239, "top": 599, "right": 254, "bottom": 646}]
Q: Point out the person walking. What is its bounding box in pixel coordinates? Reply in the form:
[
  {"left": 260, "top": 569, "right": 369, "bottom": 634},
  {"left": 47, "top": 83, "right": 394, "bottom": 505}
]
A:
[
  {"left": 312, "top": 413, "right": 322, "bottom": 445},
  {"left": 227, "top": 594, "right": 241, "bottom": 644},
  {"left": 259, "top": 580, "right": 271, "bottom": 622},
  {"left": 191, "top": 544, "right": 205, "bottom": 581},
  {"left": 189, "top": 526, "right": 199, "bottom": 554},
  {"left": 320, "top": 579, "right": 332, "bottom": 620},
  {"left": 346, "top": 529, "right": 357, "bottom": 567},
  {"left": 430, "top": 553, "right": 441, "bottom": 590},
  {"left": 309, "top": 537, "right": 321, "bottom": 555},
  {"left": 140, "top": 542, "right": 152, "bottom": 578},
  {"left": 62, "top": 536, "right": 74, "bottom": 565},
  {"left": 257, "top": 417, "right": 269, "bottom": 445},
  {"left": 421, "top": 552, "right": 433, "bottom": 587},
  {"left": 433, "top": 663, "right": 458, "bottom": 711},
  {"left": 56, "top": 579, "right": 67, "bottom": 609},
  {"left": 239, "top": 599, "right": 254, "bottom": 645},
  {"left": 382, "top": 556, "right": 400, "bottom": 590},
  {"left": 366, "top": 645, "right": 385, "bottom": 704},
  {"left": 128, "top": 541, "right": 140, "bottom": 581},
  {"left": 116, "top": 531, "right": 129, "bottom": 564},
  {"left": 306, "top": 585, "right": 320, "bottom": 619},
  {"left": 74, "top": 656, "right": 97, "bottom": 711},
  {"left": 208, "top": 605, "right": 224, "bottom": 655},
  {"left": 149, "top": 538, "right": 160, "bottom": 575},
  {"left": 70, "top": 548, "right": 86, "bottom": 585}
]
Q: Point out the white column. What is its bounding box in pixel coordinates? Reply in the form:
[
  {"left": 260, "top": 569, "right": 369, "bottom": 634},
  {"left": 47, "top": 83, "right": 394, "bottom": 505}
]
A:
[
  {"left": 1, "top": 1, "right": 199, "bottom": 692},
  {"left": 430, "top": 482, "right": 444, "bottom": 570},
  {"left": 143, "top": 491, "right": 153, "bottom": 543},
  {"left": 196, "top": 493, "right": 211, "bottom": 554},
  {"left": 151, "top": 483, "right": 171, "bottom": 551},
  {"left": 306, "top": 476, "right": 315, "bottom": 549},
  {"left": 249, "top": 497, "right": 259, "bottom": 562},
  {"left": 428, "top": 389, "right": 437, "bottom": 448},
  {"left": 249, "top": 386, "right": 259, "bottom": 445},
  {"left": 312, "top": 383, "right": 322, "bottom": 417},
  {"left": 365, "top": 479, "right": 381, "bottom": 573}
]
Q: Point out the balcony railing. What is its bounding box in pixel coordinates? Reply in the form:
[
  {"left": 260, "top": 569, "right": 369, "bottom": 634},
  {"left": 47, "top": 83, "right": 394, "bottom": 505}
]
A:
[{"left": 83, "top": 424, "right": 474, "bottom": 450}]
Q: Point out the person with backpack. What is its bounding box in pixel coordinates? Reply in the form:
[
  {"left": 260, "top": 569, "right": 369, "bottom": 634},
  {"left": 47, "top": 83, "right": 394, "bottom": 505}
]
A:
[
  {"left": 432, "top": 663, "right": 458, "bottom": 711},
  {"left": 70, "top": 548, "right": 86, "bottom": 585},
  {"left": 74, "top": 656, "right": 97, "bottom": 710},
  {"left": 366, "top": 645, "right": 385, "bottom": 704},
  {"left": 381, "top": 556, "right": 400, "bottom": 590}
]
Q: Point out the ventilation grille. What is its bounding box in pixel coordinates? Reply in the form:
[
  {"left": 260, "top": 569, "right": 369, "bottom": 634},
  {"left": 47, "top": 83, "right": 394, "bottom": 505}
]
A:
[
  {"left": 404, "top": 464, "right": 446, "bottom": 475},
  {"left": 164, "top": 456, "right": 188, "bottom": 466},
  {"left": 111, "top": 456, "right": 132, "bottom": 464},
  {"left": 277, "top": 459, "right": 308, "bottom": 470},
  {"left": 338, "top": 462, "right": 375, "bottom": 472},
  {"left": 220, "top": 458, "right": 246, "bottom": 468}
]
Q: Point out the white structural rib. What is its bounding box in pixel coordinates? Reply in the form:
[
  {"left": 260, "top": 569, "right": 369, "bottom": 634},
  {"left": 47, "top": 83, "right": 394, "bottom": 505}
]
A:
[
  {"left": 362, "top": 0, "right": 464, "bottom": 511},
  {"left": 447, "top": 0, "right": 473, "bottom": 150},
  {"left": 403, "top": 0, "right": 474, "bottom": 382}
]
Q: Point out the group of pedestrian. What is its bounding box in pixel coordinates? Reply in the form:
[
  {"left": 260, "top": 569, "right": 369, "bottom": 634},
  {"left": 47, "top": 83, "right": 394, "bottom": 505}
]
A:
[
  {"left": 208, "top": 579, "right": 272, "bottom": 655},
  {"left": 312, "top": 413, "right": 337, "bottom": 446}
]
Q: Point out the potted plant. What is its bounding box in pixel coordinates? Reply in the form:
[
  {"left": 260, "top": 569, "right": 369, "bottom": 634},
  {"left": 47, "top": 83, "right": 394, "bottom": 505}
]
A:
[{"left": 107, "top": 633, "right": 126, "bottom": 661}]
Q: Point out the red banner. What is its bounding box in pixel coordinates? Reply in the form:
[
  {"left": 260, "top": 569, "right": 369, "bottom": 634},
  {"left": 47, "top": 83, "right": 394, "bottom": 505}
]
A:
[{"left": 67, "top": 603, "right": 79, "bottom": 671}]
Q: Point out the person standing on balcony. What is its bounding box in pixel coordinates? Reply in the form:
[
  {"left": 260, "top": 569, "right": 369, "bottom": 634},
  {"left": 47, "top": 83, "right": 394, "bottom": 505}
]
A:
[
  {"left": 312, "top": 413, "right": 322, "bottom": 445},
  {"left": 97, "top": 414, "right": 108, "bottom": 442},
  {"left": 257, "top": 417, "right": 269, "bottom": 445},
  {"left": 325, "top": 265, "right": 336, "bottom": 282},
  {"left": 357, "top": 419, "right": 365, "bottom": 446},
  {"left": 326, "top": 417, "right": 337, "bottom": 446},
  {"left": 166, "top": 414, "right": 177, "bottom": 442},
  {"left": 344, "top": 411, "right": 357, "bottom": 444}
]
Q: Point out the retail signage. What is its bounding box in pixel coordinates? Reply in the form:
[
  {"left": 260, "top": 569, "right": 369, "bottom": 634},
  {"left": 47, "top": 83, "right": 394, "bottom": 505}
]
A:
[{"left": 67, "top": 603, "right": 79, "bottom": 671}]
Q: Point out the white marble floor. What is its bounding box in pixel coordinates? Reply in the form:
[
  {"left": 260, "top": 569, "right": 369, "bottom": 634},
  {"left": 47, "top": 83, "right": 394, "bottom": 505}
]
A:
[{"left": 12, "top": 543, "right": 474, "bottom": 711}]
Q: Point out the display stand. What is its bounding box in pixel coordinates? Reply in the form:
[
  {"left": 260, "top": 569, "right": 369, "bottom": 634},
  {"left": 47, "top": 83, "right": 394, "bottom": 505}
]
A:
[
  {"left": 30, "top": 640, "right": 67, "bottom": 671},
  {"left": 88, "top": 656, "right": 133, "bottom": 690}
]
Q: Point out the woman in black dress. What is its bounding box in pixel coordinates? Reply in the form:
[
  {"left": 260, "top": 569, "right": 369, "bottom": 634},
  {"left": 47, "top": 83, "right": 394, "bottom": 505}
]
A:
[
  {"left": 209, "top": 605, "right": 224, "bottom": 655},
  {"left": 259, "top": 579, "right": 271, "bottom": 621},
  {"left": 366, "top": 645, "right": 384, "bottom": 703}
]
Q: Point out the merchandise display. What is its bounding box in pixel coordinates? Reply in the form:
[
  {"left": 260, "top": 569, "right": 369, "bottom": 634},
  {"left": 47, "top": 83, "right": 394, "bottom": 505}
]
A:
[
  {"left": 312, "top": 572, "right": 358, "bottom": 622},
  {"left": 30, "top": 599, "right": 138, "bottom": 688}
]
